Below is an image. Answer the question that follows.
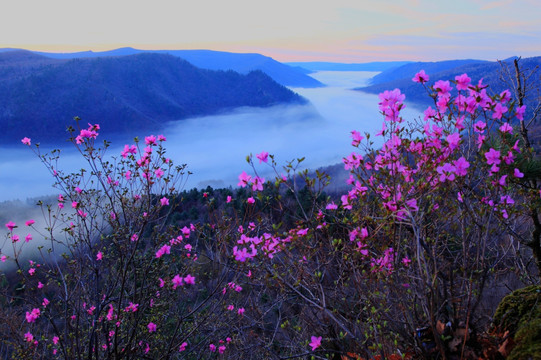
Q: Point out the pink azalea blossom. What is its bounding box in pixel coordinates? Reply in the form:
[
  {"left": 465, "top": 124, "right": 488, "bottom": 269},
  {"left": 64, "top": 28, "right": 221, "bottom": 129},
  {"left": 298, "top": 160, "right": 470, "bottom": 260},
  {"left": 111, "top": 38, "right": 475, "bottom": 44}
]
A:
[
  {"left": 237, "top": 307, "right": 245, "bottom": 315},
  {"left": 145, "top": 135, "right": 157, "bottom": 145},
  {"left": 209, "top": 344, "right": 216, "bottom": 352},
  {"left": 455, "top": 73, "right": 471, "bottom": 91},
  {"left": 25, "top": 219, "right": 35, "bottom": 226},
  {"left": 256, "top": 151, "right": 269, "bottom": 163},
  {"left": 309, "top": 336, "right": 322, "bottom": 351},
  {"left": 160, "top": 197, "right": 169, "bottom": 206},
  {"left": 434, "top": 80, "right": 452, "bottom": 96},
  {"left": 247, "top": 197, "right": 255, "bottom": 204},
  {"left": 238, "top": 171, "right": 252, "bottom": 187},
  {"left": 515, "top": 105, "right": 526, "bottom": 120},
  {"left": 172, "top": 275, "right": 184, "bottom": 289},
  {"left": 219, "top": 345, "right": 226, "bottom": 354},
  {"left": 21, "top": 137, "right": 31, "bottom": 145},
  {"left": 252, "top": 176, "right": 265, "bottom": 191},
  {"left": 96, "top": 251, "right": 103, "bottom": 261},
  {"left": 184, "top": 274, "right": 195, "bottom": 285},
  {"left": 350, "top": 130, "right": 364, "bottom": 146},
  {"left": 179, "top": 342, "right": 187, "bottom": 352},
  {"left": 326, "top": 202, "right": 338, "bottom": 210},
  {"left": 147, "top": 322, "right": 157, "bottom": 333},
  {"left": 226, "top": 195, "right": 232, "bottom": 203},
  {"left": 500, "top": 89, "right": 511, "bottom": 103},
  {"left": 412, "top": 70, "right": 429, "bottom": 83},
  {"left": 492, "top": 103, "right": 508, "bottom": 120},
  {"left": 499, "top": 122, "right": 513, "bottom": 134},
  {"left": 26, "top": 308, "right": 41, "bottom": 323},
  {"left": 513, "top": 168, "right": 524, "bottom": 178},
  {"left": 474, "top": 121, "right": 486, "bottom": 133},
  {"left": 155, "top": 244, "right": 171, "bottom": 258},
  {"left": 154, "top": 168, "right": 164, "bottom": 178},
  {"left": 5, "top": 221, "right": 16, "bottom": 231},
  {"left": 24, "top": 332, "right": 34, "bottom": 343},
  {"left": 453, "top": 157, "right": 470, "bottom": 176},
  {"left": 485, "top": 148, "right": 501, "bottom": 166}
]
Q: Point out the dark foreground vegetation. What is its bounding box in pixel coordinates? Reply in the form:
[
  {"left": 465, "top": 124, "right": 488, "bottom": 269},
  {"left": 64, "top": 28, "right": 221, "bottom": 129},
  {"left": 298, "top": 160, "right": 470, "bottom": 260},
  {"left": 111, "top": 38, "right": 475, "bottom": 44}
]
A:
[{"left": 1, "top": 59, "right": 540, "bottom": 359}]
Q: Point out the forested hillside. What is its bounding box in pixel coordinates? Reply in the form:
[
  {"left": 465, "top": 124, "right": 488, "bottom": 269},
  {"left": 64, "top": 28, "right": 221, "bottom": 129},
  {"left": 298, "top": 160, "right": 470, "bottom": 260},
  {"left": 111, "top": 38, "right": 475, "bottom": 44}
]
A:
[{"left": 0, "top": 51, "right": 305, "bottom": 143}]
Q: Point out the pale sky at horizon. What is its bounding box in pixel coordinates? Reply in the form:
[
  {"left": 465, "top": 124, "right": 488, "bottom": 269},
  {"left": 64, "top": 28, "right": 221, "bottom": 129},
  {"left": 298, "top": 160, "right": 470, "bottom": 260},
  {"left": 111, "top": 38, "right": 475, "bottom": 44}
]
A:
[{"left": 1, "top": 0, "right": 540, "bottom": 62}]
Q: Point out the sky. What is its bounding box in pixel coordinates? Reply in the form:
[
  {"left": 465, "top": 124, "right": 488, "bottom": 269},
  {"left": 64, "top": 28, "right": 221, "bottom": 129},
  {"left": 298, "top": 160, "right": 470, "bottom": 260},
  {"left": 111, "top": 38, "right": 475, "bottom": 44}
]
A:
[{"left": 1, "top": 0, "right": 540, "bottom": 62}]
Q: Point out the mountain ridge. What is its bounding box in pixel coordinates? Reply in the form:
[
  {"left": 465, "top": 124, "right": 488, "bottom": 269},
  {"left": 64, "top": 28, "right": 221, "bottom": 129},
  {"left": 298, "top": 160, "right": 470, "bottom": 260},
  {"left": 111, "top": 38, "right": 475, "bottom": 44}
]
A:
[
  {"left": 0, "top": 52, "right": 306, "bottom": 144},
  {"left": 16, "top": 47, "right": 324, "bottom": 88}
]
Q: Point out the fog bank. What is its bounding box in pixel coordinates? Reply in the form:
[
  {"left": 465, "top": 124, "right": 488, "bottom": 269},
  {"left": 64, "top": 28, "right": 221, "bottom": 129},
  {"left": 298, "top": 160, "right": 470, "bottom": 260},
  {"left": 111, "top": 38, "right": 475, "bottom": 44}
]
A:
[{"left": 0, "top": 71, "right": 423, "bottom": 201}]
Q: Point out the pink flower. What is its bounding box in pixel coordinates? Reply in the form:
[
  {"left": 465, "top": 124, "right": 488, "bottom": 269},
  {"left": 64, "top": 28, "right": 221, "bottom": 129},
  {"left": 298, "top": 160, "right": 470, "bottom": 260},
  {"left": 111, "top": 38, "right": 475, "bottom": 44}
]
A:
[
  {"left": 516, "top": 105, "right": 526, "bottom": 120},
  {"left": 256, "top": 151, "right": 269, "bottom": 164},
  {"left": 124, "top": 302, "right": 139, "bottom": 312},
  {"left": 172, "top": 274, "right": 184, "bottom": 289},
  {"left": 219, "top": 345, "right": 226, "bottom": 354},
  {"left": 247, "top": 197, "right": 255, "bottom": 204},
  {"left": 485, "top": 148, "right": 501, "bottom": 166},
  {"left": 492, "top": 103, "right": 508, "bottom": 120},
  {"left": 499, "top": 122, "right": 513, "bottom": 134},
  {"left": 37, "top": 282, "right": 44, "bottom": 288},
  {"left": 455, "top": 73, "right": 471, "bottom": 91},
  {"left": 25, "top": 219, "right": 35, "bottom": 226},
  {"left": 514, "top": 168, "right": 524, "bottom": 178},
  {"left": 155, "top": 244, "right": 171, "bottom": 258},
  {"left": 434, "top": 80, "right": 452, "bottom": 96},
  {"left": 52, "top": 336, "right": 59, "bottom": 345},
  {"left": 446, "top": 132, "right": 461, "bottom": 150},
  {"left": 412, "top": 70, "right": 429, "bottom": 84},
  {"left": 474, "top": 121, "right": 486, "bottom": 133},
  {"left": 453, "top": 157, "right": 470, "bottom": 176},
  {"left": 26, "top": 308, "right": 41, "bottom": 323},
  {"left": 237, "top": 171, "right": 252, "bottom": 187},
  {"left": 21, "top": 137, "right": 31, "bottom": 145},
  {"left": 5, "top": 221, "right": 16, "bottom": 231},
  {"left": 326, "top": 202, "right": 338, "bottom": 210},
  {"left": 145, "top": 135, "right": 157, "bottom": 145},
  {"left": 184, "top": 274, "right": 196, "bottom": 285},
  {"left": 227, "top": 304, "right": 234, "bottom": 311},
  {"left": 179, "top": 342, "right": 187, "bottom": 352},
  {"left": 154, "top": 168, "right": 164, "bottom": 178},
  {"left": 160, "top": 197, "right": 169, "bottom": 206},
  {"left": 42, "top": 298, "right": 50, "bottom": 307},
  {"left": 96, "top": 251, "right": 103, "bottom": 261},
  {"left": 238, "top": 307, "right": 245, "bottom": 315},
  {"left": 297, "top": 228, "right": 309, "bottom": 236},
  {"left": 226, "top": 195, "right": 232, "bottom": 203},
  {"left": 158, "top": 134, "right": 167, "bottom": 142},
  {"left": 24, "top": 332, "right": 34, "bottom": 343},
  {"left": 25, "top": 234, "right": 32, "bottom": 242},
  {"left": 209, "top": 344, "right": 216, "bottom": 352},
  {"left": 147, "top": 322, "right": 157, "bottom": 333},
  {"left": 252, "top": 176, "right": 265, "bottom": 191},
  {"left": 350, "top": 130, "right": 364, "bottom": 146},
  {"left": 309, "top": 336, "right": 322, "bottom": 351}
]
